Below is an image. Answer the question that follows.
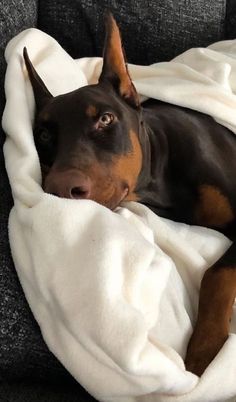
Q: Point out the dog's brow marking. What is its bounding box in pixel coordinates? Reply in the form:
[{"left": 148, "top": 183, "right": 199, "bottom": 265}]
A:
[
  {"left": 195, "top": 184, "right": 234, "bottom": 227},
  {"left": 41, "top": 111, "right": 50, "bottom": 121},
  {"left": 86, "top": 105, "right": 98, "bottom": 117}
]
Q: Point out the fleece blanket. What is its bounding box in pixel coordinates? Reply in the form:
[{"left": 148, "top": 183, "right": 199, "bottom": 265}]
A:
[{"left": 3, "top": 28, "right": 236, "bottom": 402}]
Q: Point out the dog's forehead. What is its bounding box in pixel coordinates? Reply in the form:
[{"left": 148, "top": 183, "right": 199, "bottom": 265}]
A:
[{"left": 44, "top": 84, "right": 124, "bottom": 119}]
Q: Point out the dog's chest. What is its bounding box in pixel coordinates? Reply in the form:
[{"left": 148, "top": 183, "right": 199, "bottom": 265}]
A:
[{"left": 139, "top": 101, "right": 236, "bottom": 230}]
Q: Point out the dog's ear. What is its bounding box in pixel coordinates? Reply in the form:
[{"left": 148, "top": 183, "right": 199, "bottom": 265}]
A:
[
  {"left": 23, "top": 47, "right": 53, "bottom": 111},
  {"left": 99, "top": 14, "right": 140, "bottom": 109}
]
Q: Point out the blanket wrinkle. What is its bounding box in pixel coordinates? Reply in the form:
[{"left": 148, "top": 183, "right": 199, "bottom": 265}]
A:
[{"left": 2, "top": 28, "right": 236, "bottom": 402}]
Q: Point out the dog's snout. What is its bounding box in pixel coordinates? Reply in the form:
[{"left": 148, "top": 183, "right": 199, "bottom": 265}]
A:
[
  {"left": 44, "top": 170, "right": 92, "bottom": 200},
  {"left": 70, "top": 185, "right": 90, "bottom": 199}
]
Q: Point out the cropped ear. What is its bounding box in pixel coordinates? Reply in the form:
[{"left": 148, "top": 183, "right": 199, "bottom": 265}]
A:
[
  {"left": 23, "top": 47, "right": 53, "bottom": 111},
  {"left": 99, "top": 14, "right": 140, "bottom": 109}
]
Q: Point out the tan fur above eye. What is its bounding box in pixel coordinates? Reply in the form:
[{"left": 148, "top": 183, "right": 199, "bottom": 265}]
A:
[{"left": 86, "top": 105, "right": 98, "bottom": 117}]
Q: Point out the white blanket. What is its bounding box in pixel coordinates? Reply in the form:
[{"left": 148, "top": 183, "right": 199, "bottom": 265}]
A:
[{"left": 3, "top": 28, "right": 236, "bottom": 402}]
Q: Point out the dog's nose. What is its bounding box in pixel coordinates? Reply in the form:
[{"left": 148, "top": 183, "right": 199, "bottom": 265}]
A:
[{"left": 44, "top": 169, "right": 92, "bottom": 200}]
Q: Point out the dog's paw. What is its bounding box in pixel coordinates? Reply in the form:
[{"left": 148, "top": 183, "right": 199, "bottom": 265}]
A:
[{"left": 185, "top": 325, "right": 228, "bottom": 376}]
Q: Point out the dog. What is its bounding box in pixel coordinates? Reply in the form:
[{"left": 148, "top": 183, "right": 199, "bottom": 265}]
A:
[{"left": 23, "top": 14, "right": 236, "bottom": 377}]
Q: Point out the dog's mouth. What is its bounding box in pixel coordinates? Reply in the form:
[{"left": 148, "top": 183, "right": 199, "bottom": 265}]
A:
[
  {"left": 41, "top": 163, "right": 51, "bottom": 181},
  {"left": 70, "top": 186, "right": 89, "bottom": 199},
  {"left": 102, "top": 186, "right": 129, "bottom": 210},
  {"left": 83, "top": 181, "right": 130, "bottom": 210}
]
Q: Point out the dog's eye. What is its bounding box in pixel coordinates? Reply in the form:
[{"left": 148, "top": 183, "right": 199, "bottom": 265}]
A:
[
  {"left": 97, "top": 113, "right": 114, "bottom": 129},
  {"left": 38, "top": 129, "right": 52, "bottom": 144}
]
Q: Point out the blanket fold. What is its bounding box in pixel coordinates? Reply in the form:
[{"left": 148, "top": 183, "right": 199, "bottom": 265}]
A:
[{"left": 3, "top": 28, "right": 236, "bottom": 402}]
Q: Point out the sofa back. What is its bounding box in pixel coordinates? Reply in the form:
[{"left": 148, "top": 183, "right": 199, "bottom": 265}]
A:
[{"left": 38, "top": 0, "right": 226, "bottom": 65}]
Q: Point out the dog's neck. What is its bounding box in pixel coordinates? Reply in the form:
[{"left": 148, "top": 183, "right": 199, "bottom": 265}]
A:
[{"left": 135, "top": 107, "right": 172, "bottom": 214}]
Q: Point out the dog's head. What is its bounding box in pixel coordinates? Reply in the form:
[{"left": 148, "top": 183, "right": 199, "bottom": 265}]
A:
[{"left": 24, "top": 15, "right": 143, "bottom": 209}]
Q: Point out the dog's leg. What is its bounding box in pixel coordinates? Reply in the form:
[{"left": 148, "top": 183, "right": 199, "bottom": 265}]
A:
[{"left": 185, "top": 241, "right": 236, "bottom": 376}]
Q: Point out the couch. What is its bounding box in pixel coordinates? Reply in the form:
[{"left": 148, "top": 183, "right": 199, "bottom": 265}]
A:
[{"left": 1, "top": 0, "right": 236, "bottom": 400}]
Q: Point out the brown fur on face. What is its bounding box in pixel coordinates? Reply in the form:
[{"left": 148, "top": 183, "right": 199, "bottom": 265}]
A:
[
  {"left": 51, "top": 129, "right": 142, "bottom": 210},
  {"left": 86, "top": 105, "right": 98, "bottom": 118},
  {"left": 113, "top": 130, "right": 142, "bottom": 202}
]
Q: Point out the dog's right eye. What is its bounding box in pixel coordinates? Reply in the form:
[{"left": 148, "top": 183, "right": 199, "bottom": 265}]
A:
[
  {"left": 38, "top": 129, "right": 52, "bottom": 144},
  {"left": 34, "top": 127, "right": 57, "bottom": 168},
  {"left": 96, "top": 112, "right": 115, "bottom": 130}
]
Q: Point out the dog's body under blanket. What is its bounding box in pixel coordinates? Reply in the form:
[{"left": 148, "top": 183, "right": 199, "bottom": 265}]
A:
[{"left": 3, "top": 28, "right": 236, "bottom": 402}]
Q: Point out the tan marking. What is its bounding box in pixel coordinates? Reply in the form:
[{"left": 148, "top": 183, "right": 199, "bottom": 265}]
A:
[
  {"left": 113, "top": 130, "right": 142, "bottom": 200},
  {"left": 40, "top": 111, "right": 50, "bottom": 121},
  {"left": 86, "top": 105, "right": 98, "bottom": 117},
  {"left": 195, "top": 184, "right": 234, "bottom": 227},
  {"left": 185, "top": 265, "right": 236, "bottom": 375},
  {"left": 125, "top": 192, "right": 140, "bottom": 202}
]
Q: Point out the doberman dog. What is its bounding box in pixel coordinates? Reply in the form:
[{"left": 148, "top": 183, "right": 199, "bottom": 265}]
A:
[{"left": 23, "top": 15, "right": 236, "bottom": 377}]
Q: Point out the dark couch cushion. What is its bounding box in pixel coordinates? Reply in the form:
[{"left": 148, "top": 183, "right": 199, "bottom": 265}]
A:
[
  {"left": 38, "top": 0, "right": 226, "bottom": 65},
  {"left": 0, "top": 0, "right": 37, "bottom": 110},
  {"left": 0, "top": 0, "right": 43, "bottom": 382},
  {"left": 0, "top": 2, "right": 37, "bottom": 378},
  {"left": 226, "top": 0, "right": 236, "bottom": 39},
  {"left": 1, "top": 382, "right": 97, "bottom": 402}
]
